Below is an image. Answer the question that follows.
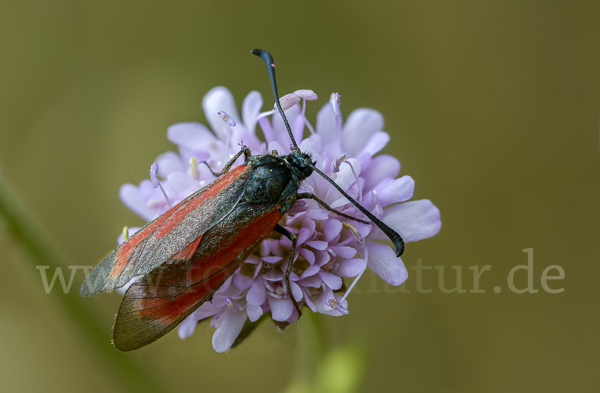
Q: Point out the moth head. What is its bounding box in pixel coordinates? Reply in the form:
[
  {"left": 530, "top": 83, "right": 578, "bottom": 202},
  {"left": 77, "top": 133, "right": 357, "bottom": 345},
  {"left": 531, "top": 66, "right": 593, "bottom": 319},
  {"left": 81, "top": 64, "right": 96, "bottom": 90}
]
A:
[{"left": 288, "top": 149, "right": 314, "bottom": 180}]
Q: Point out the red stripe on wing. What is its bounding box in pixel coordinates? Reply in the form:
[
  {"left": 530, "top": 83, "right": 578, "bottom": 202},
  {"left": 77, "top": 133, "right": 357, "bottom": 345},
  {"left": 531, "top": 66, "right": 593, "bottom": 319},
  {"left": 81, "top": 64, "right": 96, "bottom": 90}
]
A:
[
  {"left": 170, "top": 235, "right": 203, "bottom": 260},
  {"left": 106, "top": 165, "right": 247, "bottom": 281},
  {"left": 113, "top": 209, "right": 283, "bottom": 351},
  {"left": 154, "top": 166, "right": 247, "bottom": 238},
  {"left": 110, "top": 215, "right": 169, "bottom": 280}
]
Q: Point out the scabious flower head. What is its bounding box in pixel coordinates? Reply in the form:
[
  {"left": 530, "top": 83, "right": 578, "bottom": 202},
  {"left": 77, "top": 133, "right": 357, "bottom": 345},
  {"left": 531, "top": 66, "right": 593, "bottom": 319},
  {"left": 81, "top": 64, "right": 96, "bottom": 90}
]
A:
[{"left": 119, "top": 86, "right": 441, "bottom": 352}]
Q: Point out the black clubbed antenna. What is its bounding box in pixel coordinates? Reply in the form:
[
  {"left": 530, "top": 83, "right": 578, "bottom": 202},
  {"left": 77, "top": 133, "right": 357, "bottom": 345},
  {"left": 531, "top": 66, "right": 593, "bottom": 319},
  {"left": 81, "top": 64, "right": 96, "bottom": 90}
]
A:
[
  {"left": 251, "top": 49, "right": 299, "bottom": 150},
  {"left": 251, "top": 49, "right": 404, "bottom": 256}
]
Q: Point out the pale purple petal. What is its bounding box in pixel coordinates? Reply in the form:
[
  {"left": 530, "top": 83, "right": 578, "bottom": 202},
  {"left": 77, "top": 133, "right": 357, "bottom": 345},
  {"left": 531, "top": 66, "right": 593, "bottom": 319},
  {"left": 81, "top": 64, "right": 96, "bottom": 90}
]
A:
[
  {"left": 362, "top": 155, "right": 401, "bottom": 192},
  {"left": 329, "top": 246, "right": 357, "bottom": 259},
  {"left": 299, "top": 248, "right": 315, "bottom": 264},
  {"left": 323, "top": 219, "right": 343, "bottom": 243},
  {"left": 349, "top": 218, "right": 373, "bottom": 239},
  {"left": 242, "top": 91, "right": 263, "bottom": 134},
  {"left": 301, "top": 217, "right": 316, "bottom": 234},
  {"left": 260, "top": 240, "right": 271, "bottom": 257},
  {"left": 247, "top": 279, "right": 266, "bottom": 305},
  {"left": 287, "top": 104, "right": 304, "bottom": 149},
  {"left": 119, "top": 184, "right": 155, "bottom": 221},
  {"left": 292, "top": 109, "right": 306, "bottom": 143},
  {"left": 308, "top": 209, "right": 329, "bottom": 220},
  {"left": 268, "top": 296, "right": 293, "bottom": 322},
  {"left": 319, "top": 143, "right": 344, "bottom": 172},
  {"left": 233, "top": 273, "right": 254, "bottom": 290},
  {"left": 319, "top": 271, "right": 343, "bottom": 290},
  {"left": 139, "top": 178, "right": 175, "bottom": 206},
  {"left": 366, "top": 242, "right": 408, "bottom": 286},
  {"left": 336, "top": 258, "right": 367, "bottom": 277},
  {"left": 263, "top": 270, "right": 284, "bottom": 281},
  {"left": 217, "top": 276, "right": 234, "bottom": 294},
  {"left": 384, "top": 199, "right": 441, "bottom": 242},
  {"left": 286, "top": 308, "right": 300, "bottom": 324},
  {"left": 178, "top": 317, "right": 198, "bottom": 339},
  {"left": 291, "top": 281, "right": 303, "bottom": 302},
  {"left": 305, "top": 240, "right": 328, "bottom": 250},
  {"left": 245, "top": 255, "right": 261, "bottom": 265},
  {"left": 298, "top": 137, "right": 321, "bottom": 158},
  {"left": 203, "top": 87, "right": 241, "bottom": 140},
  {"left": 212, "top": 310, "right": 247, "bottom": 353},
  {"left": 297, "top": 227, "right": 311, "bottom": 246},
  {"left": 374, "top": 176, "right": 415, "bottom": 206},
  {"left": 166, "top": 172, "right": 195, "bottom": 194},
  {"left": 302, "top": 289, "right": 317, "bottom": 312},
  {"left": 355, "top": 153, "right": 372, "bottom": 175},
  {"left": 272, "top": 104, "right": 301, "bottom": 150},
  {"left": 231, "top": 126, "right": 261, "bottom": 152},
  {"left": 267, "top": 141, "right": 286, "bottom": 155},
  {"left": 342, "top": 109, "right": 384, "bottom": 157},
  {"left": 258, "top": 117, "right": 276, "bottom": 145},
  {"left": 285, "top": 209, "right": 307, "bottom": 227},
  {"left": 329, "top": 197, "right": 351, "bottom": 210},
  {"left": 155, "top": 152, "right": 185, "bottom": 177},
  {"left": 278, "top": 235, "right": 293, "bottom": 250},
  {"left": 262, "top": 256, "right": 283, "bottom": 264},
  {"left": 191, "top": 301, "right": 221, "bottom": 320},
  {"left": 167, "top": 122, "right": 216, "bottom": 149},
  {"left": 247, "top": 303, "right": 263, "bottom": 322},
  {"left": 299, "top": 275, "right": 322, "bottom": 288},
  {"left": 314, "top": 250, "right": 331, "bottom": 266},
  {"left": 315, "top": 103, "right": 339, "bottom": 145},
  {"left": 300, "top": 264, "right": 321, "bottom": 279},
  {"left": 357, "top": 131, "right": 390, "bottom": 157},
  {"left": 327, "top": 162, "right": 362, "bottom": 208},
  {"left": 197, "top": 164, "right": 217, "bottom": 184}
]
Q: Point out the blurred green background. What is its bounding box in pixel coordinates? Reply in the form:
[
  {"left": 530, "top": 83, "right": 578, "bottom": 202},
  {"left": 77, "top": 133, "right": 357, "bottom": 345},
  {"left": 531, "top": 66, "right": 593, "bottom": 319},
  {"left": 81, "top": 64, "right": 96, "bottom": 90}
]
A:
[{"left": 1, "top": 0, "right": 598, "bottom": 392}]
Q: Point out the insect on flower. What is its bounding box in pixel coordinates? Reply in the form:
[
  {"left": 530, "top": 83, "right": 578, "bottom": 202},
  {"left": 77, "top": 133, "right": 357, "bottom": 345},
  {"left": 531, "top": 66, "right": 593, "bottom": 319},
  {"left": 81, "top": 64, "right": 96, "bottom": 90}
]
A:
[{"left": 80, "top": 49, "right": 405, "bottom": 351}]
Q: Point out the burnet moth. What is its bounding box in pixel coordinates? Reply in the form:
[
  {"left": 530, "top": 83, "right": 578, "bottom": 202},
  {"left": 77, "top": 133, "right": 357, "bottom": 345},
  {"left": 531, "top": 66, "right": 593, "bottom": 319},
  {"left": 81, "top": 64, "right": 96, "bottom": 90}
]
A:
[{"left": 80, "top": 49, "right": 405, "bottom": 351}]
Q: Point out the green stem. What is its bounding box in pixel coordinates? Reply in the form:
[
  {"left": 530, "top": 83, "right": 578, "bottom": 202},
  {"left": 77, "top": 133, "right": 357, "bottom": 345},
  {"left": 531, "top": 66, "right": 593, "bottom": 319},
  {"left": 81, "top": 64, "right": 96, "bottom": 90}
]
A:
[
  {"left": 299, "top": 312, "right": 327, "bottom": 380},
  {"left": 0, "top": 173, "right": 165, "bottom": 393},
  {"left": 286, "top": 311, "right": 369, "bottom": 393},
  {"left": 283, "top": 311, "right": 328, "bottom": 393}
]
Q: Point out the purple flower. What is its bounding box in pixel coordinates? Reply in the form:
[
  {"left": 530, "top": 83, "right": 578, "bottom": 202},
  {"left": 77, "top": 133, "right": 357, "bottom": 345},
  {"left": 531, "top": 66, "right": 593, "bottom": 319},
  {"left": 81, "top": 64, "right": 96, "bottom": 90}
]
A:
[{"left": 119, "top": 86, "right": 441, "bottom": 352}]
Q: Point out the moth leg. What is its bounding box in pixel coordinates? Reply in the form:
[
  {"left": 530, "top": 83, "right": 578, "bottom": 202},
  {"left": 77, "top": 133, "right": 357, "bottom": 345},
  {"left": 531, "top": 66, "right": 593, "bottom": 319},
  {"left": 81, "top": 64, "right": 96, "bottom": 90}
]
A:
[
  {"left": 199, "top": 146, "right": 251, "bottom": 177},
  {"left": 274, "top": 224, "right": 302, "bottom": 317},
  {"left": 297, "top": 192, "right": 370, "bottom": 225}
]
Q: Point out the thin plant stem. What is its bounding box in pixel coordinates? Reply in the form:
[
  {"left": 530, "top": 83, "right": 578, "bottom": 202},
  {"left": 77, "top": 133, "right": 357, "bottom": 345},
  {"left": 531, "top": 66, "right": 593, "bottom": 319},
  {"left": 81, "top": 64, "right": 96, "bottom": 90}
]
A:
[
  {"left": 285, "top": 311, "right": 368, "bottom": 393},
  {"left": 0, "top": 171, "right": 166, "bottom": 393}
]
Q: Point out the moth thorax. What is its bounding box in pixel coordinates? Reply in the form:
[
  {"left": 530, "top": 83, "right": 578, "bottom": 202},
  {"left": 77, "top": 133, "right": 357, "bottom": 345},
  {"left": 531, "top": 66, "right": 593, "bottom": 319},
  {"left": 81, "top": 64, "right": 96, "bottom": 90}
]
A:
[{"left": 287, "top": 150, "right": 313, "bottom": 181}]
